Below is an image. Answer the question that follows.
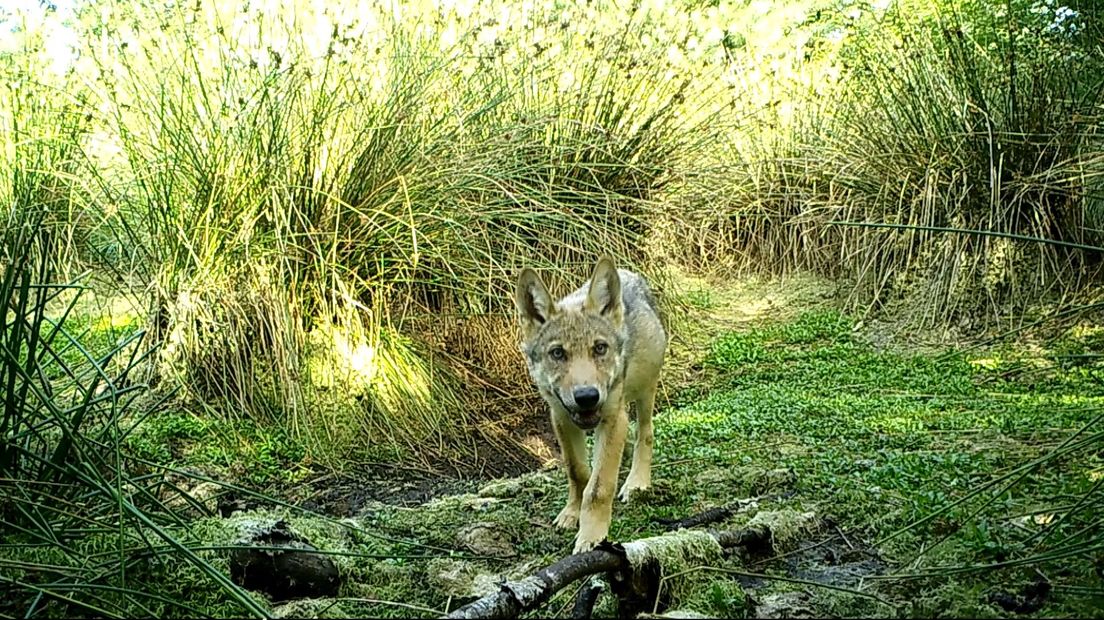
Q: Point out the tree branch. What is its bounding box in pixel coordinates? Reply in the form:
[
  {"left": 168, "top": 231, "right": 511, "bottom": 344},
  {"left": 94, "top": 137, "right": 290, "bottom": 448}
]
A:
[
  {"left": 569, "top": 576, "right": 604, "bottom": 619},
  {"left": 444, "top": 546, "right": 623, "bottom": 619},
  {"left": 443, "top": 526, "right": 774, "bottom": 620}
]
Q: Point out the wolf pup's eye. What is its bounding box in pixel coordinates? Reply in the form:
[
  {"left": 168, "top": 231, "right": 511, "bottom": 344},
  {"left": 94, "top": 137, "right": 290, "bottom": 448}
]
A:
[
  {"left": 549, "top": 346, "right": 566, "bottom": 361},
  {"left": 593, "top": 341, "right": 609, "bottom": 356}
]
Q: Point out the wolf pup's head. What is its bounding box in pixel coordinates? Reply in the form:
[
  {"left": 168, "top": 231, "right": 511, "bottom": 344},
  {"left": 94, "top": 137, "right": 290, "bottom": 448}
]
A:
[{"left": 515, "top": 258, "right": 627, "bottom": 430}]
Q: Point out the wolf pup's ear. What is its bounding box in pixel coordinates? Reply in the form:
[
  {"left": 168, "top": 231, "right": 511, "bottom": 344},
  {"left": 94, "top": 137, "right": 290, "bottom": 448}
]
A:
[
  {"left": 516, "top": 268, "right": 555, "bottom": 336},
  {"left": 585, "top": 257, "right": 623, "bottom": 325}
]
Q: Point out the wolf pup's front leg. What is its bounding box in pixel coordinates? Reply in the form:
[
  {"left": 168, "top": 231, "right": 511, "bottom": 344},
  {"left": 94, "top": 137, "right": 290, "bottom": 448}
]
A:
[
  {"left": 574, "top": 405, "right": 628, "bottom": 553},
  {"left": 552, "top": 411, "right": 589, "bottom": 529},
  {"left": 619, "top": 382, "right": 658, "bottom": 501}
]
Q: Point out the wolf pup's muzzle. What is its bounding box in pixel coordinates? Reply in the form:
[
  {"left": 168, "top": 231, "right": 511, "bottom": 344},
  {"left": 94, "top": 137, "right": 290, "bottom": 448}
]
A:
[{"left": 565, "top": 386, "right": 602, "bottom": 429}]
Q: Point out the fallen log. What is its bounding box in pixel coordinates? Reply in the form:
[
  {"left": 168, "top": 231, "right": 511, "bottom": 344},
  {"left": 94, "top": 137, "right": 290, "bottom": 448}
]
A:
[
  {"left": 570, "top": 576, "right": 604, "bottom": 619},
  {"left": 445, "top": 544, "right": 623, "bottom": 619},
  {"left": 228, "top": 519, "right": 341, "bottom": 602},
  {"left": 655, "top": 505, "right": 735, "bottom": 532},
  {"left": 444, "top": 526, "right": 775, "bottom": 620},
  {"left": 655, "top": 495, "right": 794, "bottom": 532}
]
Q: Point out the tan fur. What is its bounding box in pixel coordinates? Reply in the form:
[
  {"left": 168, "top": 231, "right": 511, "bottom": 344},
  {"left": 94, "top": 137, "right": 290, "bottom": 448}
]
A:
[{"left": 515, "top": 258, "right": 666, "bottom": 553}]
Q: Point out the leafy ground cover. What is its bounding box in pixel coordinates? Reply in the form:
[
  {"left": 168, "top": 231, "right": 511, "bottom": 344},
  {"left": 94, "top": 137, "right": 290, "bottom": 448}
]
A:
[{"left": 8, "top": 275, "right": 1098, "bottom": 618}]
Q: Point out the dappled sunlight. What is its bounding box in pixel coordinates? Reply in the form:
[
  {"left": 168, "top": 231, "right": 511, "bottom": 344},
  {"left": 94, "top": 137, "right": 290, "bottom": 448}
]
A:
[
  {"left": 731, "top": 297, "right": 777, "bottom": 320},
  {"left": 968, "top": 357, "right": 1001, "bottom": 370},
  {"left": 298, "top": 317, "right": 470, "bottom": 470},
  {"left": 306, "top": 322, "right": 434, "bottom": 414},
  {"left": 1068, "top": 324, "right": 1104, "bottom": 340},
  {"left": 520, "top": 434, "right": 557, "bottom": 467},
  {"left": 663, "top": 406, "right": 731, "bottom": 432},
  {"left": 331, "top": 330, "right": 379, "bottom": 385},
  {"left": 93, "top": 312, "right": 140, "bottom": 332},
  {"left": 865, "top": 413, "right": 925, "bottom": 435},
  {"left": 664, "top": 266, "right": 838, "bottom": 327},
  {"left": 1054, "top": 393, "right": 1104, "bottom": 407},
  {"left": 368, "top": 337, "right": 436, "bottom": 413}
]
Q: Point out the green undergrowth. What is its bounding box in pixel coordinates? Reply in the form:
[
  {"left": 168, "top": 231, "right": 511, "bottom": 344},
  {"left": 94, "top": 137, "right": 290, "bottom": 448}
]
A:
[
  {"left": 61, "top": 301, "right": 315, "bottom": 489},
  {"left": 125, "top": 410, "right": 311, "bottom": 488},
  {"left": 319, "top": 309, "right": 1103, "bottom": 617},
  {"left": 6, "top": 309, "right": 1102, "bottom": 618},
  {"left": 654, "top": 310, "right": 1104, "bottom": 617}
]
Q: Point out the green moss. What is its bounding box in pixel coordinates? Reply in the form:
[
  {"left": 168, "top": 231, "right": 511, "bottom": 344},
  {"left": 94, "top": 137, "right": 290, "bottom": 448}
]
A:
[
  {"left": 622, "top": 530, "right": 723, "bottom": 572},
  {"left": 476, "top": 471, "right": 557, "bottom": 499},
  {"left": 271, "top": 599, "right": 350, "bottom": 619},
  {"left": 0, "top": 525, "right": 269, "bottom": 619},
  {"left": 745, "top": 509, "right": 820, "bottom": 551}
]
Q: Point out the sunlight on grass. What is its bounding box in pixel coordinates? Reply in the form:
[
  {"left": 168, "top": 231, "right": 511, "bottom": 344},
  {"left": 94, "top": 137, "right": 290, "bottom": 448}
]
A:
[
  {"left": 331, "top": 330, "right": 380, "bottom": 386},
  {"left": 732, "top": 298, "right": 776, "bottom": 319},
  {"left": 666, "top": 407, "right": 730, "bottom": 431},
  {"left": 867, "top": 414, "right": 924, "bottom": 434},
  {"left": 968, "top": 357, "right": 1000, "bottom": 370},
  {"left": 310, "top": 323, "right": 435, "bottom": 412},
  {"left": 520, "top": 434, "right": 557, "bottom": 467},
  {"left": 368, "top": 336, "right": 436, "bottom": 413},
  {"left": 92, "top": 312, "right": 139, "bottom": 331}
]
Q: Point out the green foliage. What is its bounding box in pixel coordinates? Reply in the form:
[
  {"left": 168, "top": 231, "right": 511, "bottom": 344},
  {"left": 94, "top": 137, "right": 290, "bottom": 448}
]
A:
[
  {"left": 34, "top": 0, "right": 738, "bottom": 471},
  {"left": 7, "top": 0, "right": 1099, "bottom": 476},
  {"left": 174, "top": 309, "right": 1089, "bottom": 619},
  {"left": 1, "top": 1, "right": 1103, "bottom": 614},
  {"left": 124, "top": 412, "right": 204, "bottom": 464},
  {"left": 704, "top": 580, "right": 749, "bottom": 616},
  {"left": 682, "top": 288, "right": 717, "bottom": 311},
  {"left": 707, "top": 310, "right": 855, "bottom": 365},
  {"left": 1, "top": 302, "right": 1097, "bottom": 618},
  {"left": 170, "top": 311, "right": 1099, "bottom": 618},
  {"left": 679, "top": 312, "right": 1102, "bottom": 614},
  {"left": 710, "top": 0, "right": 1104, "bottom": 327},
  {"left": 1, "top": 215, "right": 265, "bottom": 617},
  {"left": 125, "top": 410, "right": 310, "bottom": 488},
  {"left": 0, "top": 82, "right": 147, "bottom": 522},
  {"left": 0, "top": 83, "right": 288, "bottom": 618}
]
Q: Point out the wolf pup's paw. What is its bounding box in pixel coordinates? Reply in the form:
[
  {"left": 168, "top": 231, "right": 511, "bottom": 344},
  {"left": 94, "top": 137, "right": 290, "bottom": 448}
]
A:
[
  {"left": 554, "top": 504, "right": 580, "bottom": 529},
  {"left": 573, "top": 532, "right": 605, "bottom": 554},
  {"left": 618, "top": 477, "right": 651, "bottom": 503}
]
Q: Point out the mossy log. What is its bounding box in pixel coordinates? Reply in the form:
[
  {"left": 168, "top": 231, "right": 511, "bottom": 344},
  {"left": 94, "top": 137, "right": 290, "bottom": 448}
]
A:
[
  {"left": 228, "top": 519, "right": 341, "bottom": 602},
  {"left": 444, "top": 526, "right": 779, "bottom": 620}
]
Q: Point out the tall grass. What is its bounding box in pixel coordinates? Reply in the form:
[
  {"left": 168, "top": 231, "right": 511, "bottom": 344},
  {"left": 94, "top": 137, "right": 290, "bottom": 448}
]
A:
[
  {"left": 0, "top": 78, "right": 275, "bottom": 618},
  {"left": 65, "top": 0, "right": 729, "bottom": 471},
  {"left": 12, "top": 0, "right": 1102, "bottom": 471},
  {"left": 705, "top": 0, "right": 1104, "bottom": 330}
]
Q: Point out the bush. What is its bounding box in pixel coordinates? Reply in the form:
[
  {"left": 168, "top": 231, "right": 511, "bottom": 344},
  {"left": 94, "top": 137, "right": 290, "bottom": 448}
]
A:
[
  {"left": 62, "top": 0, "right": 728, "bottom": 470},
  {"left": 704, "top": 0, "right": 1104, "bottom": 328}
]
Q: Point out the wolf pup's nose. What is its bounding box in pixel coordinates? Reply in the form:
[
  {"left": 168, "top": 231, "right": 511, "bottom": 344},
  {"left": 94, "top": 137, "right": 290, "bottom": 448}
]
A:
[{"left": 573, "top": 387, "right": 600, "bottom": 410}]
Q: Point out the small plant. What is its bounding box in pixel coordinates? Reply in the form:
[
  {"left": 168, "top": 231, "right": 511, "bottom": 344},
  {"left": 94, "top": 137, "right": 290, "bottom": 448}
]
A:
[{"left": 684, "top": 288, "right": 716, "bottom": 310}]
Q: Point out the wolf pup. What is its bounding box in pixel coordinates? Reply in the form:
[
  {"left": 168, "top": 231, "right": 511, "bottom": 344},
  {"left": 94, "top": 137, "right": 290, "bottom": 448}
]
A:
[{"left": 515, "top": 258, "right": 667, "bottom": 553}]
